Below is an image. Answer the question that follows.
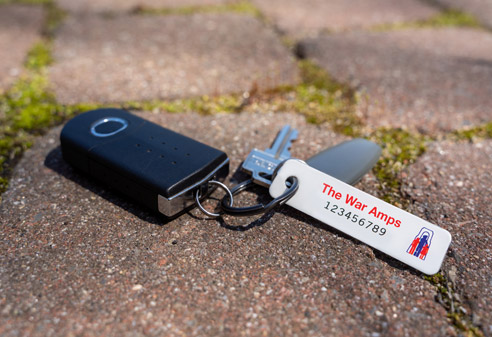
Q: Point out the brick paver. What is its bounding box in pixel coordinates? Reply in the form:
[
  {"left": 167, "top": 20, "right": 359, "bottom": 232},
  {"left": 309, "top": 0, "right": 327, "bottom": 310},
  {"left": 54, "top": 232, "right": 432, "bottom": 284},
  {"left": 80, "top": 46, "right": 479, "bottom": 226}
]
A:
[
  {"left": 251, "top": 0, "right": 438, "bottom": 35},
  {"left": 48, "top": 13, "right": 298, "bottom": 104},
  {"left": 299, "top": 28, "right": 492, "bottom": 133},
  {"left": 435, "top": 0, "right": 492, "bottom": 29},
  {"left": 402, "top": 140, "right": 492, "bottom": 335},
  {"left": 56, "top": 0, "right": 235, "bottom": 13},
  {"left": 0, "top": 5, "right": 44, "bottom": 92},
  {"left": 3, "top": 0, "right": 492, "bottom": 334},
  {"left": 0, "top": 111, "right": 454, "bottom": 336}
]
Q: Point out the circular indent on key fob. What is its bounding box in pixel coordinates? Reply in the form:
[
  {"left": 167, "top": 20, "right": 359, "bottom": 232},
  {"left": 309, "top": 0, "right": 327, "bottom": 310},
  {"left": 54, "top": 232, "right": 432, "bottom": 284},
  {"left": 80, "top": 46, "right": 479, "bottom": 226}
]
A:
[{"left": 90, "top": 117, "right": 129, "bottom": 137}]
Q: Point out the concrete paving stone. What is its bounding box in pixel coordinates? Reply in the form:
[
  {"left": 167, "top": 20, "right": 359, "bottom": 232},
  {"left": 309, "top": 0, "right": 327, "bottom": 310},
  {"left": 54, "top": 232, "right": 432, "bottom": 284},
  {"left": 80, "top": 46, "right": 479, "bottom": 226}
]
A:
[
  {"left": 48, "top": 13, "right": 299, "bottom": 104},
  {"left": 402, "top": 140, "right": 492, "bottom": 335},
  {"left": 251, "top": 0, "right": 438, "bottom": 36},
  {"left": 57, "top": 0, "right": 236, "bottom": 13},
  {"left": 435, "top": 0, "right": 492, "bottom": 29},
  {"left": 0, "top": 5, "right": 44, "bottom": 92},
  {"left": 299, "top": 28, "right": 492, "bottom": 133},
  {"left": 0, "top": 111, "right": 454, "bottom": 336}
]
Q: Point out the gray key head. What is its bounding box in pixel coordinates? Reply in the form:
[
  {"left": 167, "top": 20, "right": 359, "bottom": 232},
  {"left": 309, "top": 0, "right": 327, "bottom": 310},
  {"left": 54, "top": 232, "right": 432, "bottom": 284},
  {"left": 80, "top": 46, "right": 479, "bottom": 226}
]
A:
[
  {"left": 241, "top": 125, "right": 299, "bottom": 187},
  {"left": 306, "top": 138, "right": 382, "bottom": 185}
]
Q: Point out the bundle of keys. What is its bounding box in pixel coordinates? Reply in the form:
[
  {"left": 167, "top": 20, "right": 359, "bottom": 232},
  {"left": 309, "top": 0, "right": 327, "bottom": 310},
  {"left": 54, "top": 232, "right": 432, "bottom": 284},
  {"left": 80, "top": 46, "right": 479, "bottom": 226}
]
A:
[{"left": 61, "top": 108, "right": 451, "bottom": 275}]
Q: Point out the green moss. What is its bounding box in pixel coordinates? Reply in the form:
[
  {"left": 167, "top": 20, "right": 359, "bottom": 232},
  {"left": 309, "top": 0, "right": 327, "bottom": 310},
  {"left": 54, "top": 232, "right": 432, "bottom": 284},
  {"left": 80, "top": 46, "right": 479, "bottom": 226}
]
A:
[
  {"left": 299, "top": 59, "right": 340, "bottom": 91},
  {"left": 0, "top": 0, "right": 75, "bottom": 198},
  {"left": 122, "top": 93, "right": 242, "bottom": 115},
  {"left": 0, "top": 0, "right": 66, "bottom": 36},
  {"left": 0, "top": 127, "right": 34, "bottom": 195},
  {"left": 4, "top": 74, "right": 57, "bottom": 131},
  {"left": 373, "top": 9, "right": 482, "bottom": 31},
  {"left": 25, "top": 42, "right": 53, "bottom": 70},
  {"left": 136, "top": 0, "right": 262, "bottom": 18},
  {"left": 0, "top": 76, "right": 100, "bottom": 196},
  {"left": 43, "top": 2, "right": 66, "bottom": 37},
  {"left": 452, "top": 122, "right": 492, "bottom": 141},
  {"left": 0, "top": 176, "right": 8, "bottom": 194},
  {"left": 0, "top": 71, "right": 54, "bottom": 195},
  {"left": 424, "top": 273, "right": 484, "bottom": 336},
  {"left": 425, "top": 9, "right": 481, "bottom": 28},
  {"left": 280, "top": 36, "right": 296, "bottom": 50},
  {"left": 252, "top": 60, "right": 362, "bottom": 135},
  {"left": 0, "top": 0, "right": 51, "bottom": 4},
  {"left": 66, "top": 103, "right": 105, "bottom": 114},
  {"left": 424, "top": 272, "right": 448, "bottom": 294},
  {"left": 367, "top": 128, "right": 429, "bottom": 206}
]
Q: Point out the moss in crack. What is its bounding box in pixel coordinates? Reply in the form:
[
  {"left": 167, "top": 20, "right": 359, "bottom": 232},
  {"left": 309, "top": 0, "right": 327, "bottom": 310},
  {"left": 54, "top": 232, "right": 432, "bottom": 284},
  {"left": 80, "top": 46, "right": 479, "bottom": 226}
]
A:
[
  {"left": 0, "top": 0, "right": 83, "bottom": 196},
  {"left": 118, "top": 60, "right": 361, "bottom": 133},
  {"left": 424, "top": 273, "right": 484, "bottom": 337},
  {"left": 425, "top": 9, "right": 481, "bottom": 28},
  {"left": 0, "top": 0, "right": 67, "bottom": 37},
  {"left": 424, "top": 273, "right": 448, "bottom": 296},
  {"left": 244, "top": 60, "right": 363, "bottom": 135},
  {"left": 0, "top": 22, "right": 75, "bottom": 195},
  {"left": 0, "top": 73, "right": 52, "bottom": 194},
  {"left": 0, "top": 76, "right": 98, "bottom": 195},
  {"left": 73, "top": 60, "right": 359, "bottom": 128},
  {"left": 134, "top": 0, "right": 262, "bottom": 18},
  {"left": 0, "top": 0, "right": 51, "bottom": 4},
  {"left": 5, "top": 74, "right": 57, "bottom": 131},
  {"left": 0, "top": 129, "right": 30, "bottom": 193},
  {"left": 372, "top": 9, "right": 482, "bottom": 31},
  {"left": 43, "top": 1, "right": 67, "bottom": 37},
  {"left": 122, "top": 94, "right": 243, "bottom": 115},
  {"left": 25, "top": 42, "right": 53, "bottom": 70},
  {"left": 452, "top": 122, "right": 492, "bottom": 141},
  {"left": 367, "top": 128, "right": 429, "bottom": 207}
]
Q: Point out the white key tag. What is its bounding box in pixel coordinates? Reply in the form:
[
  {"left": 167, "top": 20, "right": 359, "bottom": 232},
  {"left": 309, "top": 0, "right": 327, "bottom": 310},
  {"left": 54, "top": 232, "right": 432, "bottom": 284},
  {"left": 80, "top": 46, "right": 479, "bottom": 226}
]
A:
[{"left": 270, "top": 159, "right": 452, "bottom": 275}]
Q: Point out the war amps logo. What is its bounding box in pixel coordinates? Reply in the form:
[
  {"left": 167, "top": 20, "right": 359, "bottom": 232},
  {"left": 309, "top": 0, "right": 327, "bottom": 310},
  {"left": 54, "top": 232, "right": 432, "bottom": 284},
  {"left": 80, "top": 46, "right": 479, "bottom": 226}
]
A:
[{"left": 407, "top": 227, "right": 434, "bottom": 260}]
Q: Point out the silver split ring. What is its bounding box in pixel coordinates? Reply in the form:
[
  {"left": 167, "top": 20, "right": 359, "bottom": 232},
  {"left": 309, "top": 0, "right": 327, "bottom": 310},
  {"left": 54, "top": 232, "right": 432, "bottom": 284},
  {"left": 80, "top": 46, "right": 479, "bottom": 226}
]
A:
[{"left": 195, "top": 180, "right": 234, "bottom": 218}]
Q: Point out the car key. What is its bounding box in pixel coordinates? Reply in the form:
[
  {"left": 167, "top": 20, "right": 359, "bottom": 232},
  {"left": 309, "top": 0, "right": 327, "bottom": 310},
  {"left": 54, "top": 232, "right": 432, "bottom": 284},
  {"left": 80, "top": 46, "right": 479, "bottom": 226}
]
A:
[
  {"left": 242, "top": 125, "right": 382, "bottom": 186},
  {"left": 60, "top": 108, "right": 229, "bottom": 219},
  {"left": 223, "top": 125, "right": 381, "bottom": 216},
  {"left": 241, "top": 125, "right": 298, "bottom": 187}
]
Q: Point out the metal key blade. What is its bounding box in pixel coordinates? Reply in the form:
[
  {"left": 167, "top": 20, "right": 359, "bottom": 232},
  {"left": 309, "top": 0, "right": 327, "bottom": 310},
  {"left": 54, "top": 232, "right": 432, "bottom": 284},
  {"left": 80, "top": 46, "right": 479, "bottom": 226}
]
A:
[
  {"left": 265, "top": 125, "right": 298, "bottom": 160},
  {"left": 242, "top": 125, "right": 298, "bottom": 187},
  {"left": 306, "top": 138, "right": 381, "bottom": 185}
]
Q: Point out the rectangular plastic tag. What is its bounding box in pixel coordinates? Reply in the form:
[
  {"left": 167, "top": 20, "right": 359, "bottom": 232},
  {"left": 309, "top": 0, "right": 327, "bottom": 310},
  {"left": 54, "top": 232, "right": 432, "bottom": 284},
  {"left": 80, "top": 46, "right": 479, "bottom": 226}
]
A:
[{"left": 270, "top": 159, "right": 451, "bottom": 275}]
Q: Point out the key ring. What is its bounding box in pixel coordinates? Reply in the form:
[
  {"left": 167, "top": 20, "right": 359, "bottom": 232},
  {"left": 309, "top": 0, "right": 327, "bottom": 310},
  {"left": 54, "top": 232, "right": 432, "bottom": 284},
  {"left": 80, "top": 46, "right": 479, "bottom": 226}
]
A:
[
  {"left": 220, "top": 176, "right": 299, "bottom": 216},
  {"left": 195, "top": 180, "right": 234, "bottom": 218}
]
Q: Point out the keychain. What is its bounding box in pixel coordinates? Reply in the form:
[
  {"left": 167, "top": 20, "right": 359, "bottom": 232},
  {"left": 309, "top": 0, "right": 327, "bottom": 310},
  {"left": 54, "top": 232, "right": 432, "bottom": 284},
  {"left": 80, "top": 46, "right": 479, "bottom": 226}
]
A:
[{"left": 60, "top": 108, "right": 451, "bottom": 275}]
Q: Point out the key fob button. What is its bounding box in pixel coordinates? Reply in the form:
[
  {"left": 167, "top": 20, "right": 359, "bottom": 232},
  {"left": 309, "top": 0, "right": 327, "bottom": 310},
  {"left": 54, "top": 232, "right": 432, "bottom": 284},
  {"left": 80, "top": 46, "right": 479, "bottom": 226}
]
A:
[{"left": 90, "top": 117, "right": 129, "bottom": 137}]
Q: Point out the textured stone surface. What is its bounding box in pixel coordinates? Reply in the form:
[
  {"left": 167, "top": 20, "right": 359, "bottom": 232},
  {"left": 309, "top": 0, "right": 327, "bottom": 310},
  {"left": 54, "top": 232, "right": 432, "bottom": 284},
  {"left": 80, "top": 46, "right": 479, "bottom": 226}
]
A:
[
  {"left": 300, "top": 28, "right": 492, "bottom": 133},
  {"left": 435, "top": 0, "right": 492, "bottom": 29},
  {"left": 0, "top": 5, "right": 44, "bottom": 92},
  {"left": 251, "top": 0, "right": 438, "bottom": 35},
  {"left": 0, "top": 111, "right": 453, "bottom": 336},
  {"left": 48, "top": 14, "right": 298, "bottom": 104},
  {"left": 57, "top": 0, "right": 235, "bottom": 13},
  {"left": 403, "top": 140, "right": 492, "bottom": 335}
]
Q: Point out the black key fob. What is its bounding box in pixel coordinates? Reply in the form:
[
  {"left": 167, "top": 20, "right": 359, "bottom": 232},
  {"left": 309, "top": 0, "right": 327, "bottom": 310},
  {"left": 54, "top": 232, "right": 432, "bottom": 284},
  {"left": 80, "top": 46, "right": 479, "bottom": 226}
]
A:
[{"left": 60, "top": 108, "right": 229, "bottom": 219}]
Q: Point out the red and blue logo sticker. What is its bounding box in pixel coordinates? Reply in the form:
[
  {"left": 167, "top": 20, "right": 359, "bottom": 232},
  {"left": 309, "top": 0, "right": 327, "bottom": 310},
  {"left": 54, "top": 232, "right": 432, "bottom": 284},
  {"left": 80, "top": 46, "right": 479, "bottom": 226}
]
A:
[{"left": 407, "top": 227, "right": 434, "bottom": 260}]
